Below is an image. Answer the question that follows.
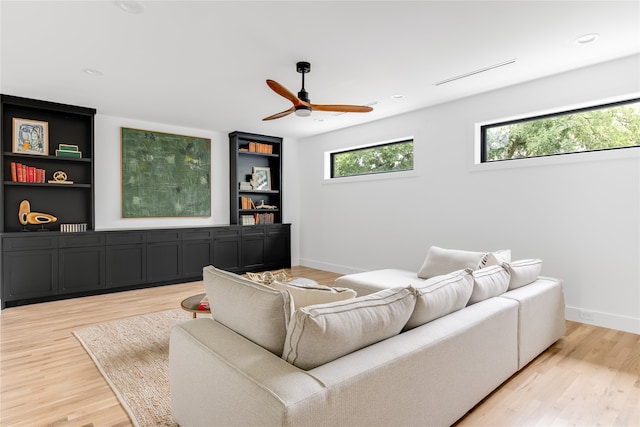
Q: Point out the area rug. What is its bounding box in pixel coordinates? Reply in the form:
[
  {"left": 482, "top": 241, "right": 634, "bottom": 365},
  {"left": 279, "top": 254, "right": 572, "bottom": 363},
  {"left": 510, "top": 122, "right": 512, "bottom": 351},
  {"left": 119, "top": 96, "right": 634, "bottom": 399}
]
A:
[{"left": 73, "top": 309, "right": 193, "bottom": 427}]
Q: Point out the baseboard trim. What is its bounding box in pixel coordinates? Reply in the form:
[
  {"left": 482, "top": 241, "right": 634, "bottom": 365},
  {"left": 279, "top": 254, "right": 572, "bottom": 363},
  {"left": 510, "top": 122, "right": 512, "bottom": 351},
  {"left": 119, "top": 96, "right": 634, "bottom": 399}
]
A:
[
  {"left": 298, "top": 258, "right": 367, "bottom": 276},
  {"left": 565, "top": 306, "right": 639, "bottom": 334}
]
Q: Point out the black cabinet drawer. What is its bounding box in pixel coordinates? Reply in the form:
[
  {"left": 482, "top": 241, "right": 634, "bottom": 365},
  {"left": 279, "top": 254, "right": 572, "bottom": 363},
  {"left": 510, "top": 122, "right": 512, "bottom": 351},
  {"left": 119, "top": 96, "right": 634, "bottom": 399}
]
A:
[
  {"left": 2, "top": 236, "right": 58, "bottom": 251},
  {"left": 213, "top": 227, "right": 241, "bottom": 239},
  {"left": 59, "top": 233, "right": 106, "bottom": 248},
  {"left": 106, "top": 232, "right": 146, "bottom": 245},
  {"left": 183, "top": 229, "right": 214, "bottom": 241},
  {"left": 147, "top": 231, "right": 182, "bottom": 243}
]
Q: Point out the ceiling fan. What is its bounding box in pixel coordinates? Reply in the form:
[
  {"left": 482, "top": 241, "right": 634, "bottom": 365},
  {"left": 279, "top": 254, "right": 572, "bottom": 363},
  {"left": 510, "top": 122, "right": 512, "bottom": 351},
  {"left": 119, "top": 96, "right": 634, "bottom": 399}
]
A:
[{"left": 263, "top": 61, "right": 373, "bottom": 121}]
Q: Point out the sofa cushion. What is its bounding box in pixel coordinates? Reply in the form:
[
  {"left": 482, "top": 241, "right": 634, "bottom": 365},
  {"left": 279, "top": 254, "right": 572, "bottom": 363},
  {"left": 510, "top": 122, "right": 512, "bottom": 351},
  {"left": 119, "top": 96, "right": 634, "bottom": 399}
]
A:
[
  {"left": 282, "top": 287, "right": 416, "bottom": 370},
  {"left": 468, "top": 264, "right": 511, "bottom": 305},
  {"left": 334, "top": 269, "right": 424, "bottom": 296},
  {"left": 203, "top": 265, "right": 292, "bottom": 356},
  {"left": 505, "top": 259, "right": 543, "bottom": 290},
  {"left": 418, "top": 246, "right": 486, "bottom": 279},
  {"left": 404, "top": 268, "right": 474, "bottom": 330},
  {"left": 270, "top": 280, "right": 357, "bottom": 309}
]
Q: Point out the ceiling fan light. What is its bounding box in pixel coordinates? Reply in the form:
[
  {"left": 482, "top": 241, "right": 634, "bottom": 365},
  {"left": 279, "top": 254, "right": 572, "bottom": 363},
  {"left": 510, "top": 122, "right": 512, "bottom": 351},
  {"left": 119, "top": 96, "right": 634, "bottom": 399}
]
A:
[{"left": 295, "top": 106, "right": 312, "bottom": 117}]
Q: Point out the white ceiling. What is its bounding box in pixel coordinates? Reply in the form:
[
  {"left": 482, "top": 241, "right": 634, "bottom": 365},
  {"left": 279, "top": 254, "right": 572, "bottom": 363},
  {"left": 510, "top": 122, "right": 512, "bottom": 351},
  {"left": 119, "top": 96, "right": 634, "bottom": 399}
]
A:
[{"left": 1, "top": 1, "right": 639, "bottom": 139}]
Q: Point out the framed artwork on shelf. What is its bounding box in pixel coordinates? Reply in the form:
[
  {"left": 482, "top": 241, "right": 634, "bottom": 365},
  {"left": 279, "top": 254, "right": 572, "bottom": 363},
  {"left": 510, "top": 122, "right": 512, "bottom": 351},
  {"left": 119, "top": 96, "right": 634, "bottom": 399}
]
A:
[
  {"left": 121, "top": 127, "right": 211, "bottom": 218},
  {"left": 12, "top": 118, "right": 49, "bottom": 156},
  {"left": 252, "top": 166, "right": 271, "bottom": 190}
]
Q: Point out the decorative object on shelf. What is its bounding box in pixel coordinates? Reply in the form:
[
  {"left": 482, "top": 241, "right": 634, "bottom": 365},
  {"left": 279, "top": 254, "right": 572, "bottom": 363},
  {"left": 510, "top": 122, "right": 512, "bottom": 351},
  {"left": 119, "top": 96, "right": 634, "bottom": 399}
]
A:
[
  {"left": 10, "top": 162, "right": 46, "bottom": 183},
  {"left": 18, "top": 199, "right": 57, "bottom": 231},
  {"left": 251, "top": 166, "right": 271, "bottom": 190},
  {"left": 239, "top": 181, "right": 253, "bottom": 191},
  {"left": 12, "top": 117, "right": 49, "bottom": 155},
  {"left": 255, "top": 200, "right": 277, "bottom": 209},
  {"left": 55, "top": 143, "right": 82, "bottom": 158},
  {"left": 121, "top": 127, "right": 211, "bottom": 218},
  {"left": 60, "top": 223, "right": 87, "bottom": 233},
  {"left": 48, "top": 170, "right": 73, "bottom": 184}
]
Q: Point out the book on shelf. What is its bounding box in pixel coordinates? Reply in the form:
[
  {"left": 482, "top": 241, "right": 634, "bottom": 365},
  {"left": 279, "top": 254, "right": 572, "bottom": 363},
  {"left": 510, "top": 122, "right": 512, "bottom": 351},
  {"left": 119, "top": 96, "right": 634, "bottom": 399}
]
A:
[
  {"left": 241, "top": 215, "right": 256, "bottom": 225},
  {"left": 254, "top": 212, "right": 275, "bottom": 224},
  {"left": 246, "top": 142, "right": 273, "bottom": 154},
  {"left": 240, "top": 196, "right": 256, "bottom": 210},
  {"left": 10, "top": 162, "right": 46, "bottom": 183}
]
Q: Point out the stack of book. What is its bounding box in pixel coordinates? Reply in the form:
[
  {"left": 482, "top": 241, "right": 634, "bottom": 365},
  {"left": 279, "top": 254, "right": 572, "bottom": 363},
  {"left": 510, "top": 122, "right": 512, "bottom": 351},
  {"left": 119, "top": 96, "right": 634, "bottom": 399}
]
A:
[
  {"left": 241, "top": 215, "right": 256, "bottom": 225},
  {"left": 239, "top": 181, "right": 253, "bottom": 191},
  {"left": 10, "top": 162, "right": 46, "bottom": 183},
  {"left": 240, "top": 196, "right": 256, "bottom": 209},
  {"left": 239, "top": 142, "right": 273, "bottom": 154},
  {"left": 55, "top": 144, "right": 82, "bottom": 158},
  {"left": 254, "top": 212, "right": 275, "bottom": 224}
]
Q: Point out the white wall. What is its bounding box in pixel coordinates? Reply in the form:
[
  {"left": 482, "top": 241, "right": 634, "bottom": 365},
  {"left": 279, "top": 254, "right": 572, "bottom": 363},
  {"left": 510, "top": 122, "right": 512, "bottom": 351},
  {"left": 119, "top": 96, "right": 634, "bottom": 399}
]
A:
[
  {"left": 94, "top": 115, "right": 301, "bottom": 264},
  {"left": 296, "top": 55, "right": 640, "bottom": 334}
]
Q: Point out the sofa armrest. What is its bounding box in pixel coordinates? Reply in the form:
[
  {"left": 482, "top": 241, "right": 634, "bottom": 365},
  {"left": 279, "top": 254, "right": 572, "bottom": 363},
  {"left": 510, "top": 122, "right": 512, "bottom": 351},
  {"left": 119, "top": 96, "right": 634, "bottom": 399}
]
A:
[
  {"left": 500, "top": 276, "right": 566, "bottom": 368},
  {"left": 170, "top": 318, "right": 327, "bottom": 427}
]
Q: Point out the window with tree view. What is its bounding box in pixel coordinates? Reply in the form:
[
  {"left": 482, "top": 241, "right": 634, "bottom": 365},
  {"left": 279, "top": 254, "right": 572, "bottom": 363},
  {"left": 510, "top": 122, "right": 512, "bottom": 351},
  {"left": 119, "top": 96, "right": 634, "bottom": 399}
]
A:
[
  {"left": 481, "top": 99, "right": 640, "bottom": 162},
  {"left": 331, "top": 139, "right": 414, "bottom": 178}
]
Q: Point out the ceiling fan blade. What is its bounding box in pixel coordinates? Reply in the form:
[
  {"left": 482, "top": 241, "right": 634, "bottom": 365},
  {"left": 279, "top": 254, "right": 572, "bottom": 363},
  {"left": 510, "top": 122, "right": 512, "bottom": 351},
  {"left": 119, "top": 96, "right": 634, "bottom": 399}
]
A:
[
  {"left": 262, "top": 107, "right": 295, "bottom": 121},
  {"left": 309, "top": 103, "right": 373, "bottom": 113},
  {"left": 266, "top": 80, "right": 307, "bottom": 106}
]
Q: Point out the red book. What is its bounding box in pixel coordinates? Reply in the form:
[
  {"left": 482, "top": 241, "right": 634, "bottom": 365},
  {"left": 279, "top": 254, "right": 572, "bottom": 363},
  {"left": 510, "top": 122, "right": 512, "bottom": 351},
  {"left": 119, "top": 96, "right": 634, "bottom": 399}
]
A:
[
  {"left": 27, "top": 166, "right": 36, "bottom": 183},
  {"left": 10, "top": 162, "right": 17, "bottom": 182},
  {"left": 37, "top": 169, "right": 45, "bottom": 183},
  {"left": 18, "top": 164, "right": 26, "bottom": 182}
]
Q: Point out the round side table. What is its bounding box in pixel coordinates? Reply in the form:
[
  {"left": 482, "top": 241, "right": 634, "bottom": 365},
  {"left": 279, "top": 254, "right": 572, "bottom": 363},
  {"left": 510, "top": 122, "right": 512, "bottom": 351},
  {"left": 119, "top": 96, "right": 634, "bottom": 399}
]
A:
[{"left": 180, "top": 293, "right": 211, "bottom": 318}]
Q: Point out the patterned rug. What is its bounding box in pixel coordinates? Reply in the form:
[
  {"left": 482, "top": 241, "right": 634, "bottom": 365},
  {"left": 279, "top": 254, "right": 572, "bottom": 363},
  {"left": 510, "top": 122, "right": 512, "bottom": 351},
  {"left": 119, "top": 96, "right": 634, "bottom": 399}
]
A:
[{"left": 73, "top": 309, "right": 193, "bottom": 426}]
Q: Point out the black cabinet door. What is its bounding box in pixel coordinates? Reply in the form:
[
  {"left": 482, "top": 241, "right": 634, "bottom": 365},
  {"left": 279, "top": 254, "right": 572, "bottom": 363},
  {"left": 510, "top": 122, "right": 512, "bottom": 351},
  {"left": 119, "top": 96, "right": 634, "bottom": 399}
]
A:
[
  {"left": 266, "top": 225, "right": 291, "bottom": 269},
  {"left": 59, "top": 246, "right": 106, "bottom": 294},
  {"left": 3, "top": 249, "right": 58, "bottom": 301},
  {"left": 105, "top": 232, "right": 146, "bottom": 287},
  {"left": 242, "top": 226, "right": 266, "bottom": 271},
  {"left": 183, "top": 239, "right": 213, "bottom": 278},
  {"left": 212, "top": 227, "right": 241, "bottom": 272},
  {"left": 2, "top": 236, "right": 58, "bottom": 302},
  {"left": 147, "top": 231, "right": 182, "bottom": 283}
]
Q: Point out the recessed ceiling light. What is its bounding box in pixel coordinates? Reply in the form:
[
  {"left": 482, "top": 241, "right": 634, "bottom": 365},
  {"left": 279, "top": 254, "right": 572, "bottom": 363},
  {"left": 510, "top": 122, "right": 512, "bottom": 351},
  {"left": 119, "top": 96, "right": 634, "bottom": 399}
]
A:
[
  {"left": 575, "top": 33, "right": 600, "bottom": 44},
  {"left": 83, "top": 68, "right": 103, "bottom": 76},
  {"left": 391, "top": 94, "right": 404, "bottom": 100},
  {"left": 115, "top": 1, "right": 145, "bottom": 14}
]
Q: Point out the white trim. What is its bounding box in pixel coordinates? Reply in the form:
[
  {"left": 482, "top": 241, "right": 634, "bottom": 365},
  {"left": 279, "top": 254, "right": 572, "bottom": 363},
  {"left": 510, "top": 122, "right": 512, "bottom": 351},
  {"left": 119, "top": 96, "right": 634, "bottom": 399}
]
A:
[{"left": 565, "top": 306, "right": 640, "bottom": 335}]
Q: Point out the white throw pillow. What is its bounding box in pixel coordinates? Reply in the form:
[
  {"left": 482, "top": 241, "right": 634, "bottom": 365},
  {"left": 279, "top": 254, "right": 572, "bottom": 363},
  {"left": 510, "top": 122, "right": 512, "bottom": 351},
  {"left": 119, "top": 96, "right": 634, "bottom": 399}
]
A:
[
  {"left": 505, "top": 259, "right": 543, "bottom": 290},
  {"left": 203, "top": 266, "right": 292, "bottom": 356},
  {"left": 417, "top": 246, "right": 486, "bottom": 279},
  {"left": 478, "top": 249, "right": 512, "bottom": 268},
  {"left": 405, "top": 269, "right": 474, "bottom": 330},
  {"left": 282, "top": 287, "right": 416, "bottom": 370},
  {"left": 270, "top": 280, "right": 357, "bottom": 309},
  {"left": 468, "top": 264, "right": 511, "bottom": 305}
]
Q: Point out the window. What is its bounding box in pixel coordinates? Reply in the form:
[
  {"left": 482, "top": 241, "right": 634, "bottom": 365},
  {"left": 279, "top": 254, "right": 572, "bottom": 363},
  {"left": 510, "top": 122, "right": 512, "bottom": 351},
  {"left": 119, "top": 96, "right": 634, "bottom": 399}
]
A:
[
  {"left": 481, "top": 99, "right": 640, "bottom": 162},
  {"left": 330, "top": 139, "right": 414, "bottom": 178}
]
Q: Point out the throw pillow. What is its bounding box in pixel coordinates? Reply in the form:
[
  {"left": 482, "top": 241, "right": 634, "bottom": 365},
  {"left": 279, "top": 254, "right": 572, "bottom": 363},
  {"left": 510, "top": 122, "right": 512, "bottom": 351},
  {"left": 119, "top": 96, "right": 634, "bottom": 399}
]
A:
[
  {"left": 477, "top": 249, "right": 512, "bottom": 268},
  {"left": 505, "top": 259, "right": 543, "bottom": 290},
  {"left": 417, "top": 246, "right": 486, "bottom": 279},
  {"left": 405, "top": 268, "right": 474, "bottom": 330},
  {"left": 282, "top": 287, "right": 416, "bottom": 370},
  {"left": 270, "top": 280, "right": 357, "bottom": 309},
  {"left": 468, "top": 264, "right": 511, "bottom": 305},
  {"left": 203, "top": 265, "right": 292, "bottom": 356}
]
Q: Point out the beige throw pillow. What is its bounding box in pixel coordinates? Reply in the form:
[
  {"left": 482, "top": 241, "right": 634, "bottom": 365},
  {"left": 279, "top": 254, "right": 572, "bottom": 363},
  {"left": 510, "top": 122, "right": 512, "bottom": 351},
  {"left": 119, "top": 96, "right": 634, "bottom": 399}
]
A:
[
  {"left": 203, "top": 266, "right": 292, "bottom": 356},
  {"left": 405, "top": 269, "right": 474, "bottom": 330},
  {"left": 270, "top": 280, "right": 357, "bottom": 309},
  {"left": 468, "top": 264, "right": 511, "bottom": 305},
  {"left": 417, "top": 246, "right": 486, "bottom": 279},
  {"left": 506, "top": 259, "right": 543, "bottom": 290},
  {"left": 282, "top": 287, "right": 416, "bottom": 370}
]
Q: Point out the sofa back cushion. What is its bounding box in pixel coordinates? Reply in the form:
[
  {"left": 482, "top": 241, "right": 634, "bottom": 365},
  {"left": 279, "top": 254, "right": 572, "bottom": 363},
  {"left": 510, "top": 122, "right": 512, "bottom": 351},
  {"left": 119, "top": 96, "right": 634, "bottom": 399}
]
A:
[
  {"left": 506, "top": 259, "right": 543, "bottom": 290},
  {"left": 405, "top": 269, "right": 474, "bottom": 330},
  {"left": 418, "top": 246, "right": 486, "bottom": 279},
  {"left": 468, "top": 265, "right": 511, "bottom": 305},
  {"left": 282, "top": 287, "right": 416, "bottom": 370},
  {"left": 270, "top": 280, "right": 357, "bottom": 309},
  {"left": 203, "top": 266, "right": 292, "bottom": 356}
]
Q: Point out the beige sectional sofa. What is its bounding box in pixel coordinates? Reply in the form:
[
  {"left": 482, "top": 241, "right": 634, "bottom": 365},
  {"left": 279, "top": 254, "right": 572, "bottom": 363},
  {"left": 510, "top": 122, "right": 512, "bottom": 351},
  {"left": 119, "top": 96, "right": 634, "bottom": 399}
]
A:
[{"left": 170, "top": 247, "right": 565, "bottom": 426}]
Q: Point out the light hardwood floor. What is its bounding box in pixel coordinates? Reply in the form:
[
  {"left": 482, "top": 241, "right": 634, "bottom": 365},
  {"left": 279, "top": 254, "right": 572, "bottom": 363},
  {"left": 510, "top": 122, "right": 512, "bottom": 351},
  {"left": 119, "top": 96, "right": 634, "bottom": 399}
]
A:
[{"left": 1, "top": 266, "right": 638, "bottom": 426}]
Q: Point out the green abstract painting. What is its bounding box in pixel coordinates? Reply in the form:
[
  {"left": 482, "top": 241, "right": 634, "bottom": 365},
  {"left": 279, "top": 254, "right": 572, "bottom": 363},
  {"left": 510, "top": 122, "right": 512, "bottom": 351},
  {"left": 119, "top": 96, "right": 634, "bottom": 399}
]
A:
[{"left": 121, "top": 128, "right": 211, "bottom": 217}]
